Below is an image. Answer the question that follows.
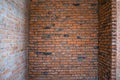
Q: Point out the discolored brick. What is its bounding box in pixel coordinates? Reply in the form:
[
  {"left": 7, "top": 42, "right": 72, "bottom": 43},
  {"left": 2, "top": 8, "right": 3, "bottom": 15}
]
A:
[
  {"left": 42, "top": 72, "right": 48, "bottom": 75},
  {"left": 64, "top": 34, "right": 69, "bottom": 37},
  {"left": 77, "top": 36, "right": 82, "bottom": 39},
  {"left": 72, "top": 3, "right": 80, "bottom": 6},
  {"left": 43, "top": 52, "right": 52, "bottom": 55},
  {"left": 77, "top": 55, "right": 86, "bottom": 62}
]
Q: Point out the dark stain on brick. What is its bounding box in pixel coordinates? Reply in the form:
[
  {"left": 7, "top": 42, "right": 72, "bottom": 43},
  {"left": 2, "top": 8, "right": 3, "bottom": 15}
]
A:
[
  {"left": 42, "top": 34, "right": 51, "bottom": 39},
  {"left": 44, "top": 24, "right": 55, "bottom": 29},
  {"left": 50, "top": 24, "right": 55, "bottom": 27},
  {"left": 66, "top": 16, "right": 70, "bottom": 18},
  {"left": 64, "top": 34, "right": 69, "bottom": 37},
  {"left": 94, "top": 46, "right": 99, "bottom": 49},
  {"left": 77, "top": 36, "right": 82, "bottom": 39},
  {"left": 35, "top": 52, "right": 43, "bottom": 55},
  {"left": 35, "top": 52, "right": 52, "bottom": 55},
  {"left": 56, "top": 28, "right": 63, "bottom": 32},
  {"left": 42, "top": 72, "right": 48, "bottom": 75},
  {"left": 43, "top": 52, "right": 52, "bottom": 55},
  {"left": 78, "top": 55, "right": 86, "bottom": 61},
  {"left": 44, "top": 26, "right": 51, "bottom": 29},
  {"left": 73, "top": 3, "right": 80, "bottom": 6},
  {"left": 48, "top": 11, "right": 52, "bottom": 14}
]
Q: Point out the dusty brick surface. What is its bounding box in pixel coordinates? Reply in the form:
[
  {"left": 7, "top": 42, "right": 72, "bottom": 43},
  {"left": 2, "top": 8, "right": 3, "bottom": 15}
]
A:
[
  {"left": 117, "top": 0, "right": 120, "bottom": 80},
  {"left": 29, "top": 0, "right": 98, "bottom": 80},
  {"left": 0, "top": 0, "right": 29, "bottom": 80},
  {"left": 98, "top": 0, "right": 117, "bottom": 80}
]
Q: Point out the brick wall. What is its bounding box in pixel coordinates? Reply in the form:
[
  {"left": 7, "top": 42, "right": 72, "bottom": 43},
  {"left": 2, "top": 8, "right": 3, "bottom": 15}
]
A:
[
  {"left": 98, "top": 0, "right": 116, "bottom": 80},
  {"left": 0, "top": 0, "right": 29, "bottom": 80},
  {"left": 29, "top": 0, "right": 98, "bottom": 80},
  {"left": 117, "top": 0, "right": 120, "bottom": 80}
]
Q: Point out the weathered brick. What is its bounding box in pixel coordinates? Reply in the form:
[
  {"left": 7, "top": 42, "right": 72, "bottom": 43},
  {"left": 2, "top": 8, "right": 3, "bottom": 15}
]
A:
[
  {"left": 98, "top": 0, "right": 117, "bottom": 80},
  {"left": 0, "top": 0, "right": 117, "bottom": 80},
  {"left": 29, "top": 0, "right": 98, "bottom": 80},
  {"left": 0, "top": 0, "right": 29, "bottom": 80}
]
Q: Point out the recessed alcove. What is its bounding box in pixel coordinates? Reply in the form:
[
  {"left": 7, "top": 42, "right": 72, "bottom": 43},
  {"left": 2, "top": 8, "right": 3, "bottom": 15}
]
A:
[{"left": 0, "top": 0, "right": 118, "bottom": 80}]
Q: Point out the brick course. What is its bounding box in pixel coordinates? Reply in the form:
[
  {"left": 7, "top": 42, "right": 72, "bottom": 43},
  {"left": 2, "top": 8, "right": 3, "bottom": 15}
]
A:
[
  {"left": 0, "top": 0, "right": 29, "bottom": 80},
  {"left": 29, "top": 0, "right": 98, "bottom": 80}
]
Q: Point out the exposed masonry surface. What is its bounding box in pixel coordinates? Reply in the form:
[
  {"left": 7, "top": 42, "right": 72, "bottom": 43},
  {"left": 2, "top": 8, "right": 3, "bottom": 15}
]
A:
[
  {"left": 117, "top": 0, "right": 120, "bottom": 80},
  {"left": 29, "top": 0, "right": 98, "bottom": 80},
  {"left": 98, "top": 0, "right": 116, "bottom": 80},
  {"left": 0, "top": 0, "right": 118, "bottom": 80},
  {"left": 0, "top": 0, "right": 29, "bottom": 80}
]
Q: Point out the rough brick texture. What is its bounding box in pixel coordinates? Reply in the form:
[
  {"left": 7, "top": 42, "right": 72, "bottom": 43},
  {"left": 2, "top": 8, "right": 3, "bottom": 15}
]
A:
[
  {"left": 98, "top": 0, "right": 116, "bottom": 80},
  {"left": 29, "top": 0, "right": 98, "bottom": 80},
  {"left": 117, "top": 0, "right": 120, "bottom": 80},
  {"left": 0, "top": 0, "right": 118, "bottom": 80},
  {"left": 0, "top": 0, "right": 29, "bottom": 80}
]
